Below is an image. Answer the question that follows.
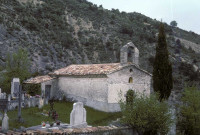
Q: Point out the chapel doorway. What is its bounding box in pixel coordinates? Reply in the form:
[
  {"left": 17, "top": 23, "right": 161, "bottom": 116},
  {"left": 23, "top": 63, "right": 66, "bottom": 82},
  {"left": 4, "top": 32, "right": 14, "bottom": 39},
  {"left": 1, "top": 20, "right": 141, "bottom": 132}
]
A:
[{"left": 45, "top": 85, "right": 51, "bottom": 99}]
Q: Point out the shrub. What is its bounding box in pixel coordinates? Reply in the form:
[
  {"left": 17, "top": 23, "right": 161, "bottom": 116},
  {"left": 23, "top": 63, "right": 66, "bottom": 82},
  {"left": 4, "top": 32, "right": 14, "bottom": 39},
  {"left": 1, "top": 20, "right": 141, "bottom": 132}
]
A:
[
  {"left": 23, "top": 83, "right": 41, "bottom": 96},
  {"left": 178, "top": 62, "right": 200, "bottom": 81},
  {"left": 177, "top": 86, "right": 200, "bottom": 135},
  {"left": 120, "top": 23, "right": 133, "bottom": 37},
  {"left": 119, "top": 93, "right": 172, "bottom": 135}
]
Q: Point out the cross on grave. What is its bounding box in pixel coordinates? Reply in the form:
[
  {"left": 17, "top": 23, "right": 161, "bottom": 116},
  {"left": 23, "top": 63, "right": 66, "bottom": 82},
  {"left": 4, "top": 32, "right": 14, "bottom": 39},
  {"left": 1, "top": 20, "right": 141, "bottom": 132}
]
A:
[{"left": 17, "top": 85, "right": 25, "bottom": 123}]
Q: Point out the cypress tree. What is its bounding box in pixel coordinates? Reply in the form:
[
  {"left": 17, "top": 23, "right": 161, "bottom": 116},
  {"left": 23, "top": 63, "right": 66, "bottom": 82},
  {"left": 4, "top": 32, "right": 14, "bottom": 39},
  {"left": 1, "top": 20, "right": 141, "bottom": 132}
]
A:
[{"left": 153, "top": 23, "right": 173, "bottom": 101}]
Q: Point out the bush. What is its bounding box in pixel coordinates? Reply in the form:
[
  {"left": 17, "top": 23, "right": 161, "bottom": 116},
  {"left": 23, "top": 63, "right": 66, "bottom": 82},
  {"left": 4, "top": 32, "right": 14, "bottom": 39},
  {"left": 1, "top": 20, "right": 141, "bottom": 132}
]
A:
[
  {"left": 23, "top": 83, "right": 41, "bottom": 96},
  {"left": 119, "top": 93, "right": 172, "bottom": 135},
  {"left": 120, "top": 23, "right": 133, "bottom": 37},
  {"left": 177, "top": 86, "right": 200, "bottom": 135},
  {"left": 178, "top": 62, "right": 200, "bottom": 81}
]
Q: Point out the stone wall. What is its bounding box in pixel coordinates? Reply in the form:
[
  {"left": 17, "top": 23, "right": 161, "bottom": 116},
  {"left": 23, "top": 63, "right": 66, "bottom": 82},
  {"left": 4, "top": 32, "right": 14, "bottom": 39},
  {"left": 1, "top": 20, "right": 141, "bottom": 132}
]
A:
[
  {"left": 49, "top": 66, "right": 151, "bottom": 112},
  {"left": 41, "top": 79, "right": 58, "bottom": 99},
  {"left": 7, "top": 126, "right": 137, "bottom": 135},
  {"left": 107, "top": 65, "right": 151, "bottom": 104},
  {"left": 7, "top": 97, "right": 47, "bottom": 111},
  {"left": 58, "top": 75, "right": 108, "bottom": 103}
]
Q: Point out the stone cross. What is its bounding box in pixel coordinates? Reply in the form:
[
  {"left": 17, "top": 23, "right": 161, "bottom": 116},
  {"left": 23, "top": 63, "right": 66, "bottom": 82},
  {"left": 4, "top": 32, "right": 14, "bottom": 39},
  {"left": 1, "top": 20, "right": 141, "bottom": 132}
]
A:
[
  {"left": 1, "top": 112, "right": 9, "bottom": 132},
  {"left": 17, "top": 85, "right": 24, "bottom": 122},
  {"left": 70, "top": 102, "right": 87, "bottom": 128}
]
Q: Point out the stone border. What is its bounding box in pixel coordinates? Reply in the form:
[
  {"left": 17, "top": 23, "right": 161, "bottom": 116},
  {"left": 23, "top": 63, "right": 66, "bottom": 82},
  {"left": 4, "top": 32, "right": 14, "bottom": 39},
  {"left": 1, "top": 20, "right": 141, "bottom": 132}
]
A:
[{"left": 6, "top": 126, "right": 135, "bottom": 135}]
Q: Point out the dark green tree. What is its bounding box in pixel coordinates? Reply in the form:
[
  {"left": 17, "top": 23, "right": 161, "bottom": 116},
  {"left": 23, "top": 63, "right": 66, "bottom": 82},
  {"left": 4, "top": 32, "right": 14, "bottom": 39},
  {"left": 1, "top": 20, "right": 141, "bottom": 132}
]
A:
[
  {"left": 120, "top": 93, "right": 172, "bottom": 135},
  {"left": 170, "top": 20, "right": 177, "bottom": 27},
  {"left": 177, "top": 86, "right": 200, "bottom": 135},
  {"left": 153, "top": 23, "right": 173, "bottom": 101},
  {"left": 0, "top": 48, "right": 31, "bottom": 93}
]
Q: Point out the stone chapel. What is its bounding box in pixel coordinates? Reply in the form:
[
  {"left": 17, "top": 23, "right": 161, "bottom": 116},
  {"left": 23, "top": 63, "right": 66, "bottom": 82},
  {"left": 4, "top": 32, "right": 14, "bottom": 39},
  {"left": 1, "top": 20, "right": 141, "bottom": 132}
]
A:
[{"left": 25, "top": 42, "right": 152, "bottom": 112}]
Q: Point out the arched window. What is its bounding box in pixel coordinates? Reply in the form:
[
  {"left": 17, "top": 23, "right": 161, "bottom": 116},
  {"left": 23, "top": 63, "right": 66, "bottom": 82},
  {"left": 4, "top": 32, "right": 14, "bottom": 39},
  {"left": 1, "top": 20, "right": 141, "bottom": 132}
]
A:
[{"left": 129, "top": 77, "right": 133, "bottom": 83}]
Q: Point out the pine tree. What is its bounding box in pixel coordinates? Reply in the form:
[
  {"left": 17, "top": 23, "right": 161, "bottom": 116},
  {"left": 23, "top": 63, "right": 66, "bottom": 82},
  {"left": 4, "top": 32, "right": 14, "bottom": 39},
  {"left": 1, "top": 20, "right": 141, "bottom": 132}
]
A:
[{"left": 153, "top": 23, "right": 173, "bottom": 101}]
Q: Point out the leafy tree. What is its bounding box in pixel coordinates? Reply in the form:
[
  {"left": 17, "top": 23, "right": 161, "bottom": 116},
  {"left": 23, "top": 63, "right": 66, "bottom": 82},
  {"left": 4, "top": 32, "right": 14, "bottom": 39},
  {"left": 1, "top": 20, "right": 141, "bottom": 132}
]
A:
[
  {"left": 170, "top": 21, "right": 177, "bottom": 27},
  {"left": 0, "top": 48, "right": 31, "bottom": 93},
  {"left": 119, "top": 93, "right": 172, "bottom": 135},
  {"left": 177, "top": 86, "right": 200, "bottom": 135},
  {"left": 153, "top": 23, "right": 173, "bottom": 101},
  {"left": 23, "top": 83, "right": 41, "bottom": 96}
]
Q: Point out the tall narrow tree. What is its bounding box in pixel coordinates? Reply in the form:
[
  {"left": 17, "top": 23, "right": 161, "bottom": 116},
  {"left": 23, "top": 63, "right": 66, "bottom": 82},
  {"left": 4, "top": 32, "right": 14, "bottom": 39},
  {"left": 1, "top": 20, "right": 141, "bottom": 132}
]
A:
[{"left": 153, "top": 23, "right": 173, "bottom": 101}]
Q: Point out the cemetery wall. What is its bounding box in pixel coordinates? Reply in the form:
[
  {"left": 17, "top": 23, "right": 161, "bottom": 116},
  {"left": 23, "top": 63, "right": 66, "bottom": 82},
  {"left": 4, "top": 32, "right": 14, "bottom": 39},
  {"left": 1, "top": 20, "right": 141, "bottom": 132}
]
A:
[
  {"left": 8, "top": 126, "right": 137, "bottom": 135},
  {"left": 7, "top": 97, "right": 46, "bottom": 111}
]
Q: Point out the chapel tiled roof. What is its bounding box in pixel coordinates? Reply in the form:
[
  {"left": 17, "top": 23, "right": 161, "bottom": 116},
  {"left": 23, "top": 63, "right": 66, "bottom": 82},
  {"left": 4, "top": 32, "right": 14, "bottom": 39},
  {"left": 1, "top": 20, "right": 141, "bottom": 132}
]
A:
[
  {"left": 49, "top": 63, "right": 151, "bottom": 76},
  {"left": 49, "top": 63, "right": 122, "bottom": 76},
  {"left": 24, "top": 75, "right": 55, "bottom": 84}
]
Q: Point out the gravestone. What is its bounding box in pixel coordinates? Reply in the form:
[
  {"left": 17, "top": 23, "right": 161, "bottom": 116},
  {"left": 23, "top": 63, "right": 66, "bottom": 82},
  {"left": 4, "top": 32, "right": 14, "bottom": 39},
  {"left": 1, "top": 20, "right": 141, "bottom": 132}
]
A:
[
  {"left": 38, "top": 98, "right": 44, "bottom": 109},
  {"left": 3, "top": 93, "right": 6, "bottom": 99},
  {"left": 0, "top": 99, "right": 8, "bottom": 111},
  {"left": 70, "top": 102, "right": 87, "bottom": 128},
  {"left": 0, "top": 93, "right": 3, "bottom": 99},
  {"left": 1, "top": 113, "right": 9, "bottom": 132},
  {"left": 11, "top": 78, "right": 20, "bottom": 98},
  {"left": 8, "top": 95, "right": 11, "bottom": 102},
  {"left": 27, "top": 100, "right": 31, "bottom": 108},
  {"left": 22, "top": 94, "right": 24, "bottom": 101},
  {"left": 0, "top": 112, "right": 2, "bottom": 120}
]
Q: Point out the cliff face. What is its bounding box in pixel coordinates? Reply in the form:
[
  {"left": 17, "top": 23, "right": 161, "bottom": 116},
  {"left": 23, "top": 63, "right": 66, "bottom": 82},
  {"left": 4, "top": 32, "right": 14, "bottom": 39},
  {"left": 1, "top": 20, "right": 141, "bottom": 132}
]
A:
[{"left": 0, "top": 0, "right": 199, "bottom": 88}]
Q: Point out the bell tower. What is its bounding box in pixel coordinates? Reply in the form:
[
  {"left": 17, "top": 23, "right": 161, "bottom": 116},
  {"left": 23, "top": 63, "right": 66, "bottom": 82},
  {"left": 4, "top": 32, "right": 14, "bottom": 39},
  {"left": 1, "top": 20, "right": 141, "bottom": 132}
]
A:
[{"left": 120, "top": 42, "right": 139, "bottom": 66}]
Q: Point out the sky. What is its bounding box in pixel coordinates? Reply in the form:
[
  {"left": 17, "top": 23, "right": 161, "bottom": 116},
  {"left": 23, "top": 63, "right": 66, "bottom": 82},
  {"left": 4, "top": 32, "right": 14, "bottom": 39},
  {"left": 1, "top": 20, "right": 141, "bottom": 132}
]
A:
[{"left": 87, "top": 0, "right": 200, "bottom": 35}]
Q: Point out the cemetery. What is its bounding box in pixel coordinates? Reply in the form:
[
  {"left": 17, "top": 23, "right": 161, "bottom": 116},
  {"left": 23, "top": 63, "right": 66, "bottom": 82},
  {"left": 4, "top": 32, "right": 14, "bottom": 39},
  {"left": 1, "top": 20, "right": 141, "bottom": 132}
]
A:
[
  {"left": 0, "top": 43, "right": 152, "bottom": 134},
  {"left": 0, "top": 78, "right": 122, "bottom": 134}
]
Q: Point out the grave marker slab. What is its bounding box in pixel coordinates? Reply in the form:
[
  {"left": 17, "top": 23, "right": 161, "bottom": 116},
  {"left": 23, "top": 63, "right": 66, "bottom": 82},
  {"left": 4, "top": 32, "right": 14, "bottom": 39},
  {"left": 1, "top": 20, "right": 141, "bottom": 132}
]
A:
[
  {"left": 11, "top": 78, "right": 20, "bottom": 98},
  {"left": 0, "top": 99, "right": 8, "bottom": 111},
  {"left": 1, "top": 113, "right": 9, "bottom": 132},
  {"left": 70, "top": 102, "right": 87, "bottom": 128},
  {"left": 38, "top": 98, "right": 44, "bottom": 109}
]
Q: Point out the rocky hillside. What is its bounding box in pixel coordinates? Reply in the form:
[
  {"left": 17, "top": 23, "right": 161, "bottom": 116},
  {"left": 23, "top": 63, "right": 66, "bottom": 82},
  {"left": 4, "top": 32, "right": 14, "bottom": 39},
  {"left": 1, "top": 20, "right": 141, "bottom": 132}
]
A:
[{"left": 0, "top": 0, "right": 199, "bottom": 90}]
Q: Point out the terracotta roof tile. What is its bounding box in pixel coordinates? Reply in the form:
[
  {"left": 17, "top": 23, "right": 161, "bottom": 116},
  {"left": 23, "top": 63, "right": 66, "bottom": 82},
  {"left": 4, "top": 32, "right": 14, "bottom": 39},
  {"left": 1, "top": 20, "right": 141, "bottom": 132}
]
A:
[
  {"left": 50, "top": 63, "right": 124, "bottom": 76},
  {"left": 50, "top": 63, "right": 152, "bottom": 76},
  {"left": 24, "top": 75, "right": 55, "bottom": 84}
]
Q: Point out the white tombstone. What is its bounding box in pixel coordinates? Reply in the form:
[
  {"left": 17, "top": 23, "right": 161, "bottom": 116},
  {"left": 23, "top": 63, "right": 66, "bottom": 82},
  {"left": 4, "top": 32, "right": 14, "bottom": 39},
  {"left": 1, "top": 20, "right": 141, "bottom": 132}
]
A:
[
  {"left": 22, "top": 94, "right": 24, "bottom": 101},
  {"left": 2, "top": 113, "right": 9, "bottom": 132},
  {"left": 3, "top": 93, "right": 6, "bottom": 99},
  {"left": 0, "top": 88, "right": 1, "bottom": 93},
  {"left": 0, "top": 112, "right": 2, "bottom": 121},
  {"left": 0, "top": 93, "right": 3, "bottom": 99},
  {"left": 70, "top": 102, "right": 87, "bottom": 128},
  {"left": 27, "top": 100, "right": 31, "bottom": 108},
  {"left": 38, "top": 98, "right": 44, "bottom": 109},
  {"left": 11, "top": 78, "right": 20, "bottom": 98},
  {"left": 8, "top": 95, "right": 11, "bottom": 102}
]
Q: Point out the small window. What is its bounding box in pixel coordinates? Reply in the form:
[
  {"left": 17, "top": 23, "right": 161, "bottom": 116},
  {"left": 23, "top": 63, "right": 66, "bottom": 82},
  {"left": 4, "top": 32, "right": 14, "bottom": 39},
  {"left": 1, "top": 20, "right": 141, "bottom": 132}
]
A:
[
  {"left": 130, "top": 69, "right": 133, "bottom": 72},
  {"left": 129, "top": 77, "right": 133, "bottom": 83}
]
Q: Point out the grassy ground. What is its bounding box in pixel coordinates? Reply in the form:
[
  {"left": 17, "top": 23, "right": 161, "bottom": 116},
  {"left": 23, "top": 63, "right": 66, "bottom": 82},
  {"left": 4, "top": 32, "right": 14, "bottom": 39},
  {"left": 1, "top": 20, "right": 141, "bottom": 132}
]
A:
[{"left": 2, "top": 101, "right": 121, "bottom": 130}]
